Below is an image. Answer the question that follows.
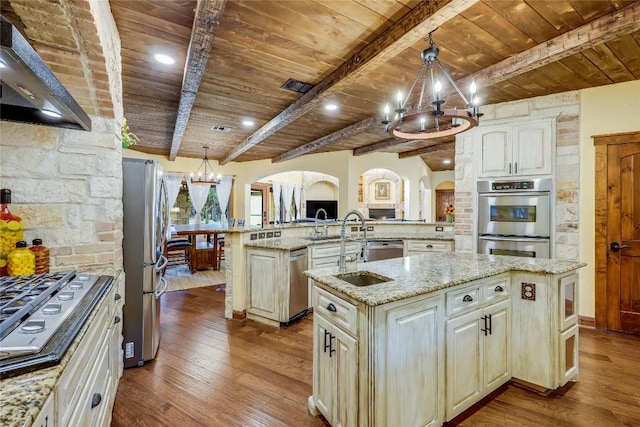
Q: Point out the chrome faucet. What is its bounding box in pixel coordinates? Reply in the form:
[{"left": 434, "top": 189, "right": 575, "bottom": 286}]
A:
[
  {"left": 338, "top": 210, "right": 368, "bottom": 273},
  {"left": 314, "top": 208, "right": 328, "bottom": 237}
]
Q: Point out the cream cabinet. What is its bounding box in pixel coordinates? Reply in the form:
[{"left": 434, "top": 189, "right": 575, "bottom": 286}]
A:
[
  {"left": 403, "top": 239, "right": 453, "bottom": 256},
  {"left": 310, "top": 284, "right": 444, "bottom": 427},
  {"left": 476, "top": 119, "right": 553, "bottom": 178},
  {"left": 246, "top": 248, "right": 288, "bottom": 326},
  {"left": 511, "top": 271, "right": 579, "bottom": 391},
  {"left": 55, "top": 279, "right": 122, "bottom": 427},
  {"left": 312, "top": 286, "right": 359, "bottom": 427},
  {"left": 445, "top": 276, "right": 511, "bottom": 420},
  {"left": 308, "top": 241, "right": 360, "bottom": 307}
]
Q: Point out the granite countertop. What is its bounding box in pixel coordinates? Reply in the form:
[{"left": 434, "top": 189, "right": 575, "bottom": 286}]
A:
[
  {"left": 305, "top": 252, "right": 586, "bottom": 306},
  {"left": 244, "top": 233, "right": 454, "bottom": 250},
  {"left": 0, "top": 281, "right": 114, "bottom": 427}
]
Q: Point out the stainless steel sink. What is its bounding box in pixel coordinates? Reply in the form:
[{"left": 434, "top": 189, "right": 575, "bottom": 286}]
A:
[{"left": 334, "top": 271, "right": 391, "bottom": 286}]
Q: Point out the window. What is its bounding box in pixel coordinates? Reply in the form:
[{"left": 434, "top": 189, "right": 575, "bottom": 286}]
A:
[{"left": 170, "top": 181, "right": 229, "bottom": 224}]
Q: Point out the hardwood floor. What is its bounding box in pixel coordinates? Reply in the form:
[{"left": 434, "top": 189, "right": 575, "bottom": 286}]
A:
[{"left": 112, "top": 287, "right": 640, "bottom": 427}]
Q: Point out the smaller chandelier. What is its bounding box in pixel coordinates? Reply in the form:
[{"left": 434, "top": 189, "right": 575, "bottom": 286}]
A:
[
  {"left": 191, "top": 146, "right": 218, "bottom": 184},
  {"left": 381, "top": 32, "right": 482, "bottom": 140}
]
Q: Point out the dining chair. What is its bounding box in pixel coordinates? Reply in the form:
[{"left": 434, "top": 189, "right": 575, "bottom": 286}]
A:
[{"left": 164, "top": 237, "right": 192, "bottom": 274}]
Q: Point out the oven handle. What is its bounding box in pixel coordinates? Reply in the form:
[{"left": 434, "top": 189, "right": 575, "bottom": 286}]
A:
[
  {"left": 478, "top": 191, "right": 550, "bottom": 197},
  {"left": 479, "top": 235, "right": 550, "bottom": 243}
]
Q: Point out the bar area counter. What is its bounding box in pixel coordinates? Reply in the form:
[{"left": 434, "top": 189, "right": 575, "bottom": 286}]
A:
[{"left": 305, "top": 252, "right": 585, "bottom": 427}]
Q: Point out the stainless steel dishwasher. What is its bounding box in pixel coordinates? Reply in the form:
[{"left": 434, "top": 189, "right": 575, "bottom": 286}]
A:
[
  {"left": 287, "top": 247, "right": 309, "bottom": 325},
  {"left": 367, "top": 240, "right": 404, "bottom": 261}
]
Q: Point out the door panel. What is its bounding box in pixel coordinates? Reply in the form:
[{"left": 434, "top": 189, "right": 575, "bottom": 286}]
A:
[{"left": 600, "top": 138, "right": 640, "bottom": 333}]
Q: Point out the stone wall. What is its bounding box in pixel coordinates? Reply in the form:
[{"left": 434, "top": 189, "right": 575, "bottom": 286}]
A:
[
  {"left": 454, "top": 91, "right": 581, "bottom": 260},
  {"left": 0, "top": 118, "right": 123, "bottom": 276}
]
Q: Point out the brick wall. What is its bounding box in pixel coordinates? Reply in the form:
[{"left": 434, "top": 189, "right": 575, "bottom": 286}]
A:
[{"left": 454, "top": 91, "right": 581, "bottom": 260}]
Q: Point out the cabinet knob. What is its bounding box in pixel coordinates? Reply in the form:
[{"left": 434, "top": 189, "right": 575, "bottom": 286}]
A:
[
  {"left": 462, "top": 295, "right": 473, "bottom": 302},
  {"left": 494, "top": 285, "right": 504, "bottom": 292},
  {"left": 426, "top": 244, "right": 433, "bottom": 249},
  {"left": 326, "top": 303, "right": 337, "bottom": 312},
  {"left": 91, "top": 392, "right": 102, "bottom": 409},
  {"left": 114, "top": 316, "right": 121, "bottom": 324},
  {"left": 114, "top": 293, "right": 122, "bottom": 301}
]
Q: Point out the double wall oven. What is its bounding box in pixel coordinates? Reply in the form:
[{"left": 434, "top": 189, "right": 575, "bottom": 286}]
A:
[{"left": 477, "top": 178, "right": 552, "bottom": 259}]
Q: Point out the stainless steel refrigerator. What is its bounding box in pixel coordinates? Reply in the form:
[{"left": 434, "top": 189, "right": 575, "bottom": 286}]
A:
[{"left": 122, "top": 158, "right": 169, "bottom": 368}]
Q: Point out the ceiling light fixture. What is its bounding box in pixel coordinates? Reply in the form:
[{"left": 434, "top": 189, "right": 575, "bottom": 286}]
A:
[
  {"left": 325, "top": 103, "right": 338, "bottom": 111},
  {"left": 242, "top": 119, "right": 255, "bottom": 127},
  {"left": 443, "top": 159, "right": 451, "bottom": 165},
  {"left": 191, "top": 147, "right": 217, "bottom": 184},
  {"left": 381, "top": 31, "right": 482, "bottom": 140},
  {"left": 153, "top": 53, "right": 175, "bottom": 65}
]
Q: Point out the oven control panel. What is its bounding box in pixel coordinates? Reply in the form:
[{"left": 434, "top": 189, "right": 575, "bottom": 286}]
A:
[{"left": 491, "top": 180, "right": 534, "bottom": 191}]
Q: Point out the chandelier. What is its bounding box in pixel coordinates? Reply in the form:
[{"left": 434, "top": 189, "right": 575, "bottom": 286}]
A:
[
  {"left": 381, "top": 32, "right": 482, "bottom": 140},
  {"left": 191, "top": 147, "right": 218, "bottom": 184}
]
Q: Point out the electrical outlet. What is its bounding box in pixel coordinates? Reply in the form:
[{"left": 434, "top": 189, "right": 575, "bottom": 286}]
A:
[
  {"left": 521, "top": 283, "right": 536, "bottom": 301},
  {"left": 258, "top": 232, "right": 266, "bottom": 239},
  {"left": 250, "top": 233, "right": 257, "bottom": 240},
  {"left": 366, "top": 226, "right": 374, "bottom": 231},
  {"left": 435, "top": 226, "right": 444, "bottom": 232},
  {"left": 351, "top": 226, "right": 358, "bottom": 232},
  {"left": 274, "top": 231, "right": 281, "bottom": 237},
  {"left": 266, "top": 231, "right": 274, "bottom": 238}
]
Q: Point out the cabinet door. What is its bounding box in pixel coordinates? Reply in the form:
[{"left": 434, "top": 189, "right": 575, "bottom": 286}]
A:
[
  {"left": 513, "top": 120, "right": 552, "bottom": 176},
  {"left": 247, "top": 250, "right": 282, "bottom": 321},
  {"left": 312, "top": 314, "right": 358, "bottom": 427},
  {"left": 446, "top": 310, "right": 482, "bottom": 419},
  {"left": 33, "top": 392, "right": 55, "bottom": 427},
  {"left": 379, "top": 297, "right": 442, "bottom": 427},
  {"left": 483, "top": 299, "right": 511, "bottom": 393},
  {"left": 313, "top": 315, "right": 334, "bottom": 422},
  {"left": 477, "top": 127, "right": 512, "bottom": 177},
  {"left": 333, "top": 324, "right": 358, "bottom": 427}
]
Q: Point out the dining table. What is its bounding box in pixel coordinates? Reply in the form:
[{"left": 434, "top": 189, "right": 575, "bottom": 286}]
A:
[{"left": 171, "top": 223, "right": 229, "bottom": 273}]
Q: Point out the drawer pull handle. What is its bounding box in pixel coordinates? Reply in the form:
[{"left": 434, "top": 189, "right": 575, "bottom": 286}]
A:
[
  {"left": 326, "top": 303, "right": 337, "bottom": 312},
  {"left": 462, "top": 295, "right": 473, "bottom": 302},
  {"left": 91, "top": 392, "right": 102, "bottom": 409},
  {"left": 426, "top": 244, "right": 433, "bottom": 248},
  {"left": 114, "top": 316, "right": 121, "bottom": 324},
  {"left": 494, "top": 285, "right": 504, "bottom": 292},
  {"left": 114, "top": 293, "right": 122, "bottom": 301}
]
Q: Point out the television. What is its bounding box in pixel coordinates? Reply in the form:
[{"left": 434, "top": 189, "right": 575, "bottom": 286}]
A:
[{"left": 306, "top": 200, "right": 338, "bottom": 220}]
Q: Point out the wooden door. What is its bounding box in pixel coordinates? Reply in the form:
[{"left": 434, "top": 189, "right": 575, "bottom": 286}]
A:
[
  {"left": 594, "top": 132, "right": 640, "bottom": 334},
  {"left": 436, "top": 190, "right": 455, "bottom": 222}
]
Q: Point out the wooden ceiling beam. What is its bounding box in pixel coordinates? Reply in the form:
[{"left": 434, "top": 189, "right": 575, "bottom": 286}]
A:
[
  {"left": 453, "top": 1, "right": 640, "bottom": 100},
  {"left": 398, "top": 141, "right": 455, "bottom": 159},
  {"left": 169, "top": 0, "right": 227, "bottom": 161},
  {"left": 322, "top": 2, "right": 640, "bottom": 159},
  {"left": 353, "top": 137, "right": 420, "bottom": 156},
  {"left": 219, "top": 0, "right": 482, "bottom": 165},
  {"left": 271, "top": 117, "right": 379, "bottom": 163}
]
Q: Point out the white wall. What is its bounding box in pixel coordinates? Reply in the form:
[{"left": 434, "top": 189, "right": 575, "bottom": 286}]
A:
[{"left": 579, "top": 80, "right": 640, "bottom": 318}]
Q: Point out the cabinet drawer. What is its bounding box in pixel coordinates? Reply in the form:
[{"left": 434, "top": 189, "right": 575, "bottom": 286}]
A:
[
  {"left": 482, "top": 278, "right": 510, "bottom": 304},
  {"left": 406, "top": 240, "right": 451, "bottom": 253},
  {"left": 314, "top": 286, "right": 358, "bottom": 336},
  {"left": 311, "top": 242, "right": 359, "bottom": 259},
  {"left": 446, "top": 286, "right": 481, "bottom": 317}
]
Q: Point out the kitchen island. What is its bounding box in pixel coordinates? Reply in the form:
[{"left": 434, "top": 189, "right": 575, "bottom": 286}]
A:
[{"left": 305, "top": 252, "right": 585, "bottom": 427}]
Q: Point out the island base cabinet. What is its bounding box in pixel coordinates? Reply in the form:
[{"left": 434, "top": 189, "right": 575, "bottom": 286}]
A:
[
  {"left": 374, "top": 295, "right": 443, "bottom": 427},
  {"left": 312, "top": 313, "right": 358, "bottom": 427},
  {"left": 446, "top": 299, "right": 510, "bottom": 420}
]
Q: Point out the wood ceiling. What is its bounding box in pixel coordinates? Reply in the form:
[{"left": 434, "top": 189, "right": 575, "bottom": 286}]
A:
[{"left": 7, "top": 1, "right": 640, "bottom": 172}]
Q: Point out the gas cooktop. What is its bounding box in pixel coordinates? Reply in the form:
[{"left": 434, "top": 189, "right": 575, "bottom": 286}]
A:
[{"left": 0, "top": 271, "right": 113, "bottom": 378}]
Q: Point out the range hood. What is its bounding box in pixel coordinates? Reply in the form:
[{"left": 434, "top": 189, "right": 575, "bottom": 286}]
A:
[{"left": 0, "top": 15, "right": 91, "bottom": 131}]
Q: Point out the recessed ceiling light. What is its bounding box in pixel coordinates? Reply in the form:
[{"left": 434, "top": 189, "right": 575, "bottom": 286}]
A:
[
  {"left": 325, "top": 103, "right": 338, "bottom": 111},
  {"left": 242, "top": 119, "right": 255, "bottom": 127},
  {"left": 41, "top": 109, "right": 61, "bottom": 118},
  {"left": 443, "top": 159, "right": 451, "bottom": 165},
  {"left": 153, "top": 53, "right": 175, "bottom": 65}
]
